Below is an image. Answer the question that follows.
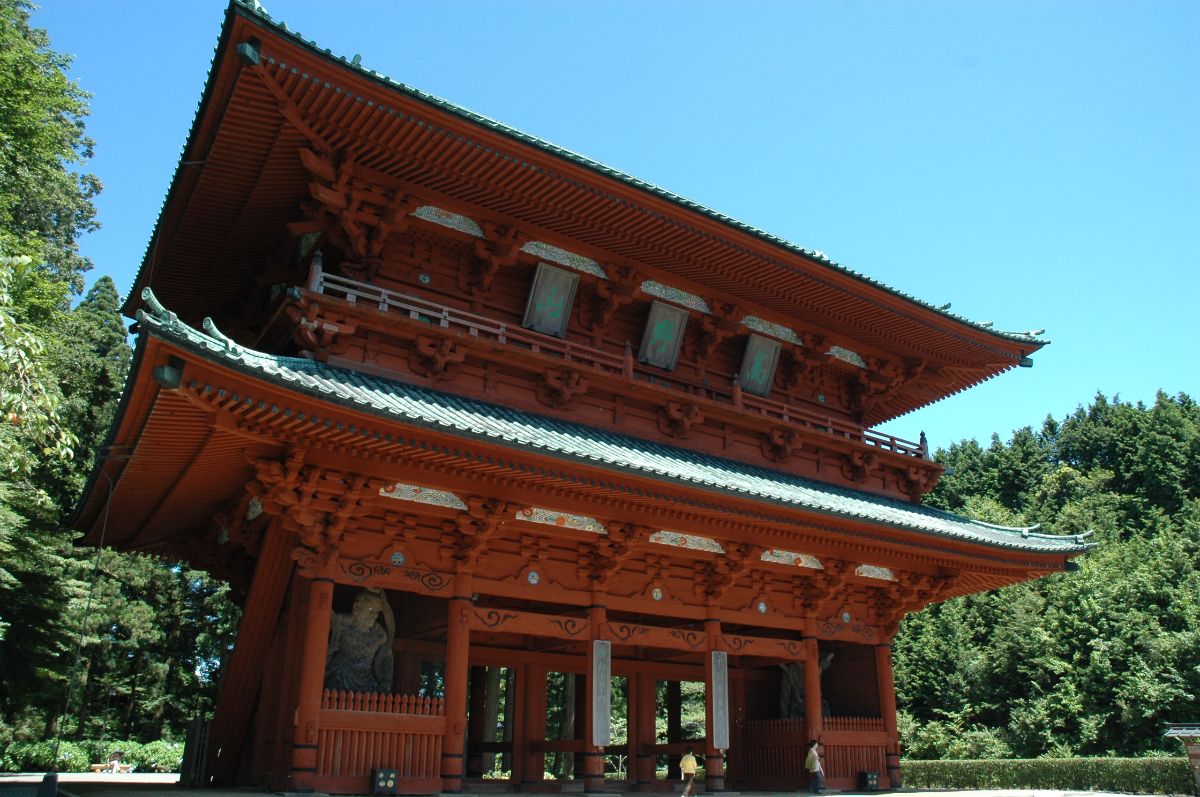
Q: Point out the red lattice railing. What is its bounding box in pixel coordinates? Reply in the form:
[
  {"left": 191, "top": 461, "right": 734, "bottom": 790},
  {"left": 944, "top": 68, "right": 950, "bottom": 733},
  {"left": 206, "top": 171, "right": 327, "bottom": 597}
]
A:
[
  {"left": 824, "top": 715, "right": 885, "bottom": 733},
  {"left": 315, "top": 690, "right": 446, "bottom": 795},
  {"left": 321, "top": 689, "right": 444, "bottom": 715},
  {"left": 306, "top": 267, "right": 925, "bottom": 459}
]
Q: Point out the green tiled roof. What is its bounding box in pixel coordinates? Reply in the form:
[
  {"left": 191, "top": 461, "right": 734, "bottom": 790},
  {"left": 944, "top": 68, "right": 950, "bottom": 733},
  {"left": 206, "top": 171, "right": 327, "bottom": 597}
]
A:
[
  {"left": 126, "top": 0, "right": 1046, "bottom": 348},
  {"left": 136, "top": 291, "right": 1089, "bottom": 556}
]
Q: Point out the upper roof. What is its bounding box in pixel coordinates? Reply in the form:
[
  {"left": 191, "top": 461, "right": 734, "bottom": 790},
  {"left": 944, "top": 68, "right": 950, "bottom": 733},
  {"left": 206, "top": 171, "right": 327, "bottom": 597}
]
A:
[
  {"left": 125, "top": 0, "right": 1047, "bottom": 425},
  {"left": 131, "top": 290, "right": 1090, "bottom": 558}
]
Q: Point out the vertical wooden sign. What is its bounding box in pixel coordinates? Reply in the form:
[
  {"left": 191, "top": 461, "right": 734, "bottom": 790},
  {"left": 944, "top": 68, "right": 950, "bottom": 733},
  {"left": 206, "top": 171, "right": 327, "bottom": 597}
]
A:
[
  {"left": 638, "top": 301, "right": 689, "bottom": 370},
  {"left": 592, "top": 640, "right": 612, "bottom": 746},
  {"left": 738, "top": 334, "right": 782, "bottom": 397},
  {"left": 522, "top": 262, "right": 580, "bottom": 338},
  {"left": 711, "top": 651, "right": 729, "bottom": 749}
]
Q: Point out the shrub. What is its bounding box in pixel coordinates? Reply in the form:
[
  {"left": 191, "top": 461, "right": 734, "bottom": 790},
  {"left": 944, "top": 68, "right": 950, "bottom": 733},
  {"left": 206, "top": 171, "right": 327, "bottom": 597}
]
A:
[
  {"left": 127, "top": 740, "right": 183, "bottom": 772},
  {"left": 1, "top": 740, "right": 90, "bottom": 772},
  {"left": 901, "top": 757, "right": 1193, "bottom": 794}
]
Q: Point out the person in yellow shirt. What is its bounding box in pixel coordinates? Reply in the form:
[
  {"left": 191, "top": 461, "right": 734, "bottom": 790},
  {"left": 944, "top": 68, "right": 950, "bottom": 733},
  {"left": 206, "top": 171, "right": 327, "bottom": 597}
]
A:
[
  {"left": 804, "top": 739, "right": 825, "bottom": 793},
  {"left": 680, "top": 746, "right": 698, "bottom": 797}
]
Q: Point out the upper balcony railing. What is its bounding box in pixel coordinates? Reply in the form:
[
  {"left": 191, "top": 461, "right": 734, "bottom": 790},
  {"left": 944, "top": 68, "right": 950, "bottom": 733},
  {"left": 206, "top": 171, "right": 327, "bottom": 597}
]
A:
[{"left": 304, "top": 267, "right": 926, "bottom": 459}]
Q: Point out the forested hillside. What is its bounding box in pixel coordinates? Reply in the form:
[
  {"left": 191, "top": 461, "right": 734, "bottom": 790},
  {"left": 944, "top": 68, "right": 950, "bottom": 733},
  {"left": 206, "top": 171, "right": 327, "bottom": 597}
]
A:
[
  {"left": 894, "top": 392, "right": 1200, "bottom": 759},
  {"left": 0, "top": 0, "right": 239, "bottom": 755}
]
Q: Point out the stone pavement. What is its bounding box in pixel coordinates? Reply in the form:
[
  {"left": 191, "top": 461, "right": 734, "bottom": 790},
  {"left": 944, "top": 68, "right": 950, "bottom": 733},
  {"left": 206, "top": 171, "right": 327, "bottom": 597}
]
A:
[{"left": 0, "top": 774, "right": 1185, "bottom": 797}]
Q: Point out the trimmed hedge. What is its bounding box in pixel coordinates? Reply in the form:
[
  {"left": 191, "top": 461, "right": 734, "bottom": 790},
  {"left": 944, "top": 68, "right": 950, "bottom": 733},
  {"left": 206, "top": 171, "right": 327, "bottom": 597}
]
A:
[
  {"left": 901, "top": 757, "right": 1194, "bottom": 795},
  {"left": 0, "top": 739, "right": 184, "bottom": 773}
]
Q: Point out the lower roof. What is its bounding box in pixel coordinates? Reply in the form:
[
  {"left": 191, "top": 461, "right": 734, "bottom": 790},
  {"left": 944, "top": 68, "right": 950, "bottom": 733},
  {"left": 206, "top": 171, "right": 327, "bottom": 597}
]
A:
[{"left": 127, "top": 291, "right": 1091, "bottom": 558}]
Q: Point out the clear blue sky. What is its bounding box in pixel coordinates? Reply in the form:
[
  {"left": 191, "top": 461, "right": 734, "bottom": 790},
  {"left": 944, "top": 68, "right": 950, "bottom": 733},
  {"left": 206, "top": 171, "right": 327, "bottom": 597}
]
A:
[{"left": 33, "top": 0, "right": 1200, "bottom": 450}]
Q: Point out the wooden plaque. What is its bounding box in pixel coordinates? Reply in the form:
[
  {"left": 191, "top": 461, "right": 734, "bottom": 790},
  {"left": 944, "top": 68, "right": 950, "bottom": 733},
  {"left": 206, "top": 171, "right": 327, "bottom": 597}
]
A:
[
  {"left": 738, "top": 334, "right": 782, "bottom": 397},
  {"left": 522, "top": 262, "right": 580, "bottom": 338},
  {"left": 592, "top": 640, "right": 612, "bottom": 746},
  {"left": 711, "top": 651, "right": 729, "bottom": 749},
  {"left": 637, "top": 300, "right": 689, "bottom": 370}
]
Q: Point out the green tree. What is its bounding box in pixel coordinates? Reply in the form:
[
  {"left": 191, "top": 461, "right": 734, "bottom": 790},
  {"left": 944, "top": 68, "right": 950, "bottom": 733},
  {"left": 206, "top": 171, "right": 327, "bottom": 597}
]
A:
[
  {"left": 0, "top": 0, "right": 100, "bottom": 289},
  {"left": 897, "top": 392, "right": 1200, "bottom": 760}
]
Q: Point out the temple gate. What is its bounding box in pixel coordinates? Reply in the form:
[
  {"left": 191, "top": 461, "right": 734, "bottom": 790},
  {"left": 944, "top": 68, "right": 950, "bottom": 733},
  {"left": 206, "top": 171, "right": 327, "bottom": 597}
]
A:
[{"left": 72, "top": 2, "right": 1091, "bottom": 793}]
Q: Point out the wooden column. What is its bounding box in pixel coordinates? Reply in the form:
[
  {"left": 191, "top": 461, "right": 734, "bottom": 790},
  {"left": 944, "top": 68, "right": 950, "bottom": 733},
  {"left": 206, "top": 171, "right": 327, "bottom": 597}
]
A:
[
  {"left": 467, "top": 666, "right": 488, "bottom": 777},
  {"left": 876, "top": 643, "right": 901, "bottom": 788},
  {"left": 271, "top": 576, "right": 308, "bottom": 790},
  {"left": 666, "top": 681, "right": 682, "bottom": 779},
  {"left": 520, "top": 664, "right": 548, "bottom": 789},
  {"left": 288, "top": 576, "right": 333, "bottom": 791},
  {"left": 509, "top": 664, "right": 527, "bottom": 786},
  {"left": 583, "top": 598, "right": 608, "bottom": 791},
  {"left": 632, "top": 672, "right": 658, "bottom": 789},
  {"left": 442, "top": 573, "right": 473, "bottom": 793},
  {"left": 205, "top": 520, "right": 293, "bottom": 785},
  {"left": 803, "top": 639, "right": 824, "bottom": 742},
  {"left": 703, "top": 612, "right": 727, "bottom": 791}
]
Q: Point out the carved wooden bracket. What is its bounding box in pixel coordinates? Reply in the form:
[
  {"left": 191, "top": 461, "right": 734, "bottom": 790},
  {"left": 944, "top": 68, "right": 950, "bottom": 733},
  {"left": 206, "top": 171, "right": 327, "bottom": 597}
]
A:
[
  {"left": 694, "top": 542, "right": 762, "bottom": 601},
  {"left": 586, "top": 265, "right": 641, "bottom": 335},
  {"left": 658, "top": 400, "right": 703, "bottom": 438},
  {"left": 846, "top": 357, "right": 926, "bottom": 419},
  {"left": 842, "top": 449, "right": 879, "bottom": 483},
  {"left": 461, "top": 222, "right": 527, "bottom": 299},
  {"left": 580, "top": 523, "right": 651, "bottom": 588},
  {"left": 776, "top": 337, "right": 830, "bottom": 391},
  {"left": 284, "top": 299, "right": 357, "bottom": 360},
  {"left": 536, "top": 367, "right": 589, "bottom": 409},
  {"left": 800, "top": 558, "right": 850, "bottom": 614},
  {"left": 441, "top": 496, "right": 512, "bottom": 569},
  {"left": 761, "top": 427, "right": 802, "bottom": 463},
  {"left": 298, "top": 147, "right": 422, "bottom": 270},
  {"left": 686, "top": 301, "right": 743, "bottom": 361},
  {"left": 410, "top": 334, "right": 468, "bottom": 380},
  {"left": 897, "top": 463, "right": 941, "bottom": 500}
]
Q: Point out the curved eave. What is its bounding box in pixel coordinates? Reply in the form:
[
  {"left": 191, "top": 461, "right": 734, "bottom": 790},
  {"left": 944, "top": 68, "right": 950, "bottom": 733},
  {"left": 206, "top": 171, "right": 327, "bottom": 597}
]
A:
[
  {"left": 123, "top": 0, "right": 1045, "bottom": 411},
  {"left": 95, "top": 301, "right": 1089, "bottom": 567}
]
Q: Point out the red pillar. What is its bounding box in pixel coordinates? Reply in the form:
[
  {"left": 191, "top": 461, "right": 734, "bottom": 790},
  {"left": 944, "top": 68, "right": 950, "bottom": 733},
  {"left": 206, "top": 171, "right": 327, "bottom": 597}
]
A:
[
  {"left": 520, "top": 664, "right": 548, "bottom": 789},
  {"left": 876, "top": 644, "right": 901, "bottom": 788},
  {"left": 288, "top": 577, "right": 333, "bottom": 791},
  {"left": 206, "top": 520, "right": 293, "bottom": 785},
  {"left": 442, "top": 573, "right": 473, "bottom": 792},
  {"left": 633, "top": 672, "right": 657, "bottom": 789},
  {"left": 703, "top": 613, "right": 726, "bottom": 791},
  {"left": 803, "top": 639, "right": 824, "bottom": 742}
]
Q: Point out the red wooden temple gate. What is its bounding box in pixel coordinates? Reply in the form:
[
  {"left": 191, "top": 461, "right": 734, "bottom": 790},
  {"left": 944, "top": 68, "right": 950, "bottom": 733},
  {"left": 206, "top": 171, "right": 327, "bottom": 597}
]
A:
[{"left": 73, "top": 2, "right": 1091, "bottom": 793}]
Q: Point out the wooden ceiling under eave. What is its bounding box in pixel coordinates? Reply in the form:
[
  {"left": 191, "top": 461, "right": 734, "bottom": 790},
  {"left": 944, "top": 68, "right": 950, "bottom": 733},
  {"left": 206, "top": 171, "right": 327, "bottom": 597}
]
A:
[{"left": 125, "top": 5, "right": 1043, "bottom": 426}]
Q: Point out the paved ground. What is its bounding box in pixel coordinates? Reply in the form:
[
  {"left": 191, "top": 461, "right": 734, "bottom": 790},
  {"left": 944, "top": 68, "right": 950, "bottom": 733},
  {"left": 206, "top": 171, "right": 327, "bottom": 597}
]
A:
[{"left": 0, "top": 773, "right": 1186, "bottom": 797}]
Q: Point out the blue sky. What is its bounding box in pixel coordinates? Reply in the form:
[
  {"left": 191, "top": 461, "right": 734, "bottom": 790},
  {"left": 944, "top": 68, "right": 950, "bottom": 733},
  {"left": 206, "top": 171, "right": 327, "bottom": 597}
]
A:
[{"left": 33, "top": 0, "right": 1199, "bottom": 450}]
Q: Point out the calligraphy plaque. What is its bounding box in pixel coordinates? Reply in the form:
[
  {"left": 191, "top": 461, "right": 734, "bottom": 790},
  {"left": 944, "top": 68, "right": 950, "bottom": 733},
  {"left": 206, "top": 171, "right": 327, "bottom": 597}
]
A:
[
  {"left": 637, "top": 300, "right": 689, "bottom": 370},
  {"left": 592, "top": 640, "right": 613, "bottom": 746},
  {"left": 738, "top": 333, "right": 781, "bottom": 397},
  {"left": 522, "top": 262, "right": 580, "bottom": 338},
  {"left": 711, "top": 651, "right": 729, "bottom": 749}
]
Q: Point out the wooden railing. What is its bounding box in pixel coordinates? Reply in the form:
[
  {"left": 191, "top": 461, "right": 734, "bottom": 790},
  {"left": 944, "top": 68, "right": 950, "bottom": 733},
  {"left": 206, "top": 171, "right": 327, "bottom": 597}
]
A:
[
  {"left": 306, "top": 267, "right": 925, "bottom": 459},
  {"left": 315, "top": 690, "right": 445, "bottom": 795},
  {"left": 824, "top": 715, "right": 885, "bottom": 733}
]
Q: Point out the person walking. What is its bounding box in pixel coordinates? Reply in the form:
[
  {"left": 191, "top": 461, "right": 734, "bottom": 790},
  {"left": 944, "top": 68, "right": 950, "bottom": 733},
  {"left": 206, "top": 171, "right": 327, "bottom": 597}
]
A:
[
  {"left": 680, "top": 746, "right": 698, "bottom": 797},
  {"left": 804, "top": 739, "right": 824, "bottom": 794}
]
